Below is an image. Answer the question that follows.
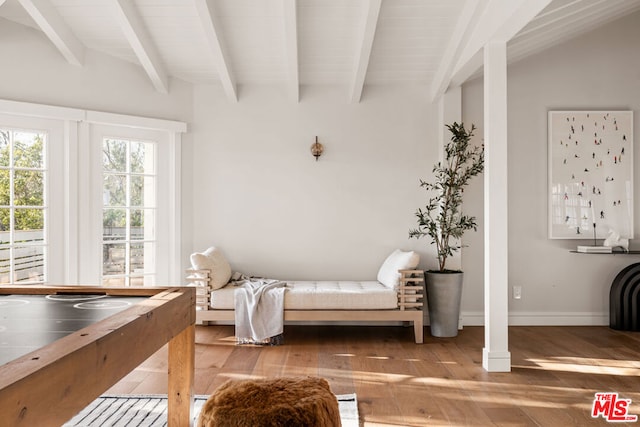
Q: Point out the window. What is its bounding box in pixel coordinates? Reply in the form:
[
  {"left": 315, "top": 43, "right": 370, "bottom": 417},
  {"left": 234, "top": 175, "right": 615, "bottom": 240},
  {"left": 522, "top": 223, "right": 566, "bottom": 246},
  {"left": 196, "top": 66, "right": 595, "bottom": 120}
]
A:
[
  {"left": 102, "top": 137, "right": 157, "bottom": 286},
  {"left": 0, "top": 128, "right": 47, "bottom": 283},
  {"left": 88, "top": 118, "right": 181, "bottom": 287},
  {"left": 0, "top": 100, "right": 184, "bottom": 286}
]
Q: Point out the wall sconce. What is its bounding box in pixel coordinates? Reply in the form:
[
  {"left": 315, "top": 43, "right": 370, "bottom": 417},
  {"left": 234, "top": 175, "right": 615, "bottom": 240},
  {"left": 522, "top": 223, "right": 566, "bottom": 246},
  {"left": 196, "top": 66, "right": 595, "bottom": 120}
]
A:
[{"left": 310, "top": 136, "right": 324, "bottom": 161}]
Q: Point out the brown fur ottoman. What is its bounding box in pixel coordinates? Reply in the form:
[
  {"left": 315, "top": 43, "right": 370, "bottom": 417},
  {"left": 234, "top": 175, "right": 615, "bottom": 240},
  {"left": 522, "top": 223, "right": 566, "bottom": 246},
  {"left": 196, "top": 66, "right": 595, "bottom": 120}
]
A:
[{"left": 197, "top": 376, "right": 341, "bottom": 427}]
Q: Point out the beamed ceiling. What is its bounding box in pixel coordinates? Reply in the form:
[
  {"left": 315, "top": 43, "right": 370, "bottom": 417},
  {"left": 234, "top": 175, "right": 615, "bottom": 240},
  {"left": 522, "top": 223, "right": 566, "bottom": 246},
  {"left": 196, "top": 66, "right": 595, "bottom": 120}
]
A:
[{"left": 1, "top": 0, "right": 639, "bottom": 102}]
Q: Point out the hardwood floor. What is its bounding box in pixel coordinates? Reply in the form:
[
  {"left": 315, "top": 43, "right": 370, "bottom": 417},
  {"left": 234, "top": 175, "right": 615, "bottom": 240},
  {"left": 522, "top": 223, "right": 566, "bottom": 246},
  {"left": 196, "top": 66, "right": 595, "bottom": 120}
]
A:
[{"left": 109, "top": 325, "right": 640, "bottom": 426}]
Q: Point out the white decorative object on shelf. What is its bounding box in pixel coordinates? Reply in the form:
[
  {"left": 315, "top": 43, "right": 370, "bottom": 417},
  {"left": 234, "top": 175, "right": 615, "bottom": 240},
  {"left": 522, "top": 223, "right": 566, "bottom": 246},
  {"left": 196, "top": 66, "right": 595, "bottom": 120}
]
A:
[{"left": 603, "top": 229, "right": 630, "bottom": 251}]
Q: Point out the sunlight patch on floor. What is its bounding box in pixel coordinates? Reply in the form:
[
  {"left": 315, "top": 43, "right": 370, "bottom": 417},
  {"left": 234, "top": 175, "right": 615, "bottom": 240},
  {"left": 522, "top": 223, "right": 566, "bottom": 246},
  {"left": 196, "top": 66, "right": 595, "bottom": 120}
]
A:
[
  {"left": 364, "top": 418, "right": 422, "bottom": 427},
  {"left": 320, "top": 368, "right": 413, "bottom": 384},
  {"left": 197, "top": 335, "right": 239, "bottom": 346},
  {"left": 364, "top": 422, "right": 407, "bottom": 427},
  {"left": 215, "top": 373, "right": 264, "bottom": 381},
  {"left": 524, "top": 357, "right": 640, "bottom": 376},
  {"left": 334, "top": 353, "right": 425, "bottom": 363},
  {"left": 548, "top": 356, "right": 640, "bottom": 368},
  {"left": 411, "top": 376, "right": 597, "bottom": 409}
]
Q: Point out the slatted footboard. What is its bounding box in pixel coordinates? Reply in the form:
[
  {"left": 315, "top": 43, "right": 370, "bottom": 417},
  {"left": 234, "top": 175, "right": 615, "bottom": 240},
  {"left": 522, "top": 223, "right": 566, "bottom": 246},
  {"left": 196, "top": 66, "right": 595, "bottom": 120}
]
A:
[{"left": 184, "top": 269, "right": 424, "bottom": 343}]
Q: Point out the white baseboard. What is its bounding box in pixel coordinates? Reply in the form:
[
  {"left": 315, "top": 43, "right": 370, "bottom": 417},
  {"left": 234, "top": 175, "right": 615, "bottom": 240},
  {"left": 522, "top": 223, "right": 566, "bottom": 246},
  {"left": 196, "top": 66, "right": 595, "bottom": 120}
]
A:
[
  {"left": 200, "top": 312, "right": 609, "bottom": 328},
  {"left": 462, "top": 311, "right": 609, "bottom": 326}
]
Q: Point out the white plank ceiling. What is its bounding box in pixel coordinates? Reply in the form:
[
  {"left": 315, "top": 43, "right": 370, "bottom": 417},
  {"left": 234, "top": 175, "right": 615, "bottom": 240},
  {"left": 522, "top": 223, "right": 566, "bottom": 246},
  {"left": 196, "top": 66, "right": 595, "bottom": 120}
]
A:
[{"left": 1, "top": 0, "right": 639, "bottom": 102}]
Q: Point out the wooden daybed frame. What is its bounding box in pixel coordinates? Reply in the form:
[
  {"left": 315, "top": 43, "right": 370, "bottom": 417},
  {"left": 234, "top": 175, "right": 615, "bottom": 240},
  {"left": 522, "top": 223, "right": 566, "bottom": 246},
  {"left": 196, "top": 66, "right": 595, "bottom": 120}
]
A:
[{"left": 185, "top": 269, "right": 425, "bottom": 343}]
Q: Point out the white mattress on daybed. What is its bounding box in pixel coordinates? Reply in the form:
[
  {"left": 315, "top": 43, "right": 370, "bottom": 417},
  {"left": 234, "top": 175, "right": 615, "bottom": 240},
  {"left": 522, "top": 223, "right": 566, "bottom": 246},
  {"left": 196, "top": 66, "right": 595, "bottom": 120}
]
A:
[{"left": 210, "top": 280, "right": 399, "bottom": 310}]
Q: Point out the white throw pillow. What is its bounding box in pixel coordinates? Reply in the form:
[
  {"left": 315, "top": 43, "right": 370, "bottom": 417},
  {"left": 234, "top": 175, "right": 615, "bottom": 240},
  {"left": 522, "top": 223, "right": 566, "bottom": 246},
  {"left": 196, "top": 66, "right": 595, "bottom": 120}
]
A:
[
  {"left": 190, "top": 247, "right": 232, "bottom": 290},
  {"left": 377, "top": 249, "right": 420, "bottom": 289}
]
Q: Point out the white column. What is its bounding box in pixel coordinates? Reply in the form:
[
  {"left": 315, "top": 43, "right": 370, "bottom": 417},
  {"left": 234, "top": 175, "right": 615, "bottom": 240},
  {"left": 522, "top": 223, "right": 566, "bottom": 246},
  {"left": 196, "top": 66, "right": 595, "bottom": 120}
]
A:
[
  {"left": 442, "top": 86, "right": 462, "bottom": 124},
  {"left": 483, "top": 41, "right": 511, "bottom": 372}
]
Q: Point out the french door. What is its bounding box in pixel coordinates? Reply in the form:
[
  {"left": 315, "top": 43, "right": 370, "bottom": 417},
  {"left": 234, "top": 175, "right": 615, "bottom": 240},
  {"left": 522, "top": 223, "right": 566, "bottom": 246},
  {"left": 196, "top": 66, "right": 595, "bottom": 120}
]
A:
[
  {"left": 0, "top": 114, "right": 64, "bottom": 284},
  {"left": 90, "top": 124, "right": 171, "bottom": 286}
]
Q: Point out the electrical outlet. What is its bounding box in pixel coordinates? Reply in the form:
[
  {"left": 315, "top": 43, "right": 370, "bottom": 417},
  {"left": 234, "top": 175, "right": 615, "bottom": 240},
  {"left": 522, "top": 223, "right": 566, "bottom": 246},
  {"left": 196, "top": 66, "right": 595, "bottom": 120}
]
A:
[{"left": 513, "top": 286, "right": 522, "bottom": 300}]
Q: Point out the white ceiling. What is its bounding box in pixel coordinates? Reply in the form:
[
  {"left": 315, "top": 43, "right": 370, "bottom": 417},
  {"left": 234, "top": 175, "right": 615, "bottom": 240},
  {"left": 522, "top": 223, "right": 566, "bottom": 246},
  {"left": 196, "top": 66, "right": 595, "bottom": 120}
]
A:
[{"left": 1, "top": 0, "right": 639, "bottom": 102}]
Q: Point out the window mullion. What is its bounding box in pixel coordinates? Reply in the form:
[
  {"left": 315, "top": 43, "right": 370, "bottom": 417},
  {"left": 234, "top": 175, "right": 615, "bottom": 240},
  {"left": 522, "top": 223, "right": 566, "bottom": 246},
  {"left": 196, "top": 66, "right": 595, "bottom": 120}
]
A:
[
  {"left": 9, "top": 132, "right": 14, "bottom": 282},
  {"left": 125, "top": 140, "right": 131, "bottom": 286}
]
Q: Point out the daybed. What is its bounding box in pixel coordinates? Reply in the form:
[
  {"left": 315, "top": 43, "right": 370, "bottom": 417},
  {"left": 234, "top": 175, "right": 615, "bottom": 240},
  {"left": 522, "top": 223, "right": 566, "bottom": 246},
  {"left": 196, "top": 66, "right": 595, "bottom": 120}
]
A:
[{"left": 185, "top": 249, "right": 425, "bottom": 344}]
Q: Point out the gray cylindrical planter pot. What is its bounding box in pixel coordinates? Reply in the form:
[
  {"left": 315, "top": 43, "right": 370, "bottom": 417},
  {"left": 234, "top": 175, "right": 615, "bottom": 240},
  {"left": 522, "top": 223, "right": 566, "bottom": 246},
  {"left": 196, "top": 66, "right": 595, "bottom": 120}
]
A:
[{"left": 425, "top": 271, "right": 463, "bottom": 337}]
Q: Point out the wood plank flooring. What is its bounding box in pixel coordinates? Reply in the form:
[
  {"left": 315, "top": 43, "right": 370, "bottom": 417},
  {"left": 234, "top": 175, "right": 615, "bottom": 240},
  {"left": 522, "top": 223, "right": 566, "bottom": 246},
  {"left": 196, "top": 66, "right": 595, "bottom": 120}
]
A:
[{"left": 108, "top": 325, "right": 640, "bottom": 426}]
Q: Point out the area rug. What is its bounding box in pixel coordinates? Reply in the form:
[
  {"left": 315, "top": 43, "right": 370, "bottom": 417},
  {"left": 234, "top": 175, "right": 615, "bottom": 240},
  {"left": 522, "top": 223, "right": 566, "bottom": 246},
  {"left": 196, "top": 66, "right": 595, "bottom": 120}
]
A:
[{"left": 64, "top": 393, "right": 359, "bottom": 427}]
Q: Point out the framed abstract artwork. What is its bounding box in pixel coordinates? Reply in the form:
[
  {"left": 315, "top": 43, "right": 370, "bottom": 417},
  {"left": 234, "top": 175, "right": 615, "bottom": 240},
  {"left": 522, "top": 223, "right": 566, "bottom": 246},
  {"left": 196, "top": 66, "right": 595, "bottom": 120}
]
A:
[{"left": 548, "top": 111, "right": 634, "bottom": 239}]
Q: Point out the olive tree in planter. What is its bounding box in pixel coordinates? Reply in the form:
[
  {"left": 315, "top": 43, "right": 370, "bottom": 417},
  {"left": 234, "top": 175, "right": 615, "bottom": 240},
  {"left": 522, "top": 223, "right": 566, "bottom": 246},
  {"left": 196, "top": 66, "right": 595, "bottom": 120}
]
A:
[{"left": 409, "top": 122, "right": 484, "bottom": 337}]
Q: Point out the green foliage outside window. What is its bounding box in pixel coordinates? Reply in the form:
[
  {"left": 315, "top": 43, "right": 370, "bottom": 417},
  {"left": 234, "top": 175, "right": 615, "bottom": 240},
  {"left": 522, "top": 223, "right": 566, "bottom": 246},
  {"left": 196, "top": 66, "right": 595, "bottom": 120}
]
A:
[
  {"left": 102, "top": 139, "right": 149, "bottom": 230},
  {"left": 0, "top": 130, "right": 45, "bottom": 232}
]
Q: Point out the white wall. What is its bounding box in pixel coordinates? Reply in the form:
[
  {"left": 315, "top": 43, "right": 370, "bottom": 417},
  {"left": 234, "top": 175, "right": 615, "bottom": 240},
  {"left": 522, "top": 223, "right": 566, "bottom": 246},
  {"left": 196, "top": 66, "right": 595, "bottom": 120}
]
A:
[
  {"left": 462, "top": 11, "right": 640, "bottom": 325},
  {"left": 0, "top": 18, "right": 192, "bottom": 121},
  {"left": 190, "top": 84, "right": 438, "bottom": 280}
]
